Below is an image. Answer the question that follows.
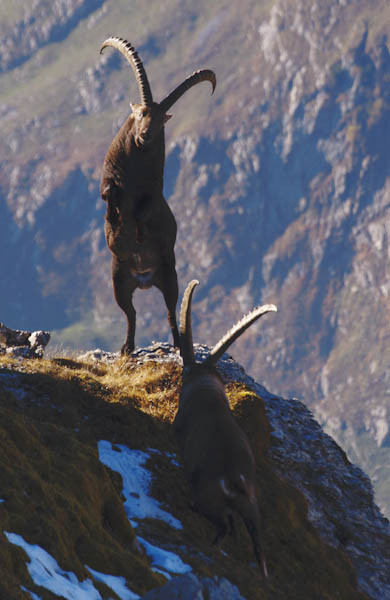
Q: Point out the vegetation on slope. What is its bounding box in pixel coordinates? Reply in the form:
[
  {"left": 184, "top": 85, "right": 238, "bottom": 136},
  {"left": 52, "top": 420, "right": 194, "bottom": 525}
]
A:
[{"left": 0, "top": 353, "right": 369, "bottom": 599}]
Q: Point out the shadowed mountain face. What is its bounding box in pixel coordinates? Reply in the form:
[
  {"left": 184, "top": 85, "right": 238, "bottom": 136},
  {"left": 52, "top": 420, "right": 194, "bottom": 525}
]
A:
[{"left": 0, "top": 1, "right": 389, "bottom": 513}]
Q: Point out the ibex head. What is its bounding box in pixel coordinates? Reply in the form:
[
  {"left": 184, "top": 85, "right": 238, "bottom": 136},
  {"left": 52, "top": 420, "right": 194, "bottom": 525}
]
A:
[
  {"left": 100, "top": 37, "right": 216, "bottom": 149},
  {"left": 180, "top": 280, "right": 277, "bottom": 373},
  {"left": 128, "top": 102, "right": 171, "bottom": 148}
]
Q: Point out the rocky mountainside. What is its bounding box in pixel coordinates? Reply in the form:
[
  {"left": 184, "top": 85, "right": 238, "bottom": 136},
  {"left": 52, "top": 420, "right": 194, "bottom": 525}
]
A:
[
  {"left": 0, "top": 0, "right": 389, "bottom": 518},
  {"left": 0, "top": 345, "right": 389, "bottom": 599}
]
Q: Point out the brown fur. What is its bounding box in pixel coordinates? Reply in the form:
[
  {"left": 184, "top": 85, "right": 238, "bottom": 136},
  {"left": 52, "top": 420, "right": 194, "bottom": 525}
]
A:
[
  {"left": 100, "top": 39, "right": 215, "bottom": 355},
  {"left": 173, "top": 280, "right": 276, "bottom": 577},
  {"left": 101, "top": 104, "right": 179, "bottom": 355},
  {"left": 174, "top": 365, "right": 268, "bottom": 578}
]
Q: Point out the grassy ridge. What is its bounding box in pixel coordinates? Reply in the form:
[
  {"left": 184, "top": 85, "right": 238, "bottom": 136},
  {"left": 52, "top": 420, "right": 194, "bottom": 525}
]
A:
[{"left": 0, "top": 354, "right": 369, "bottom": 599}]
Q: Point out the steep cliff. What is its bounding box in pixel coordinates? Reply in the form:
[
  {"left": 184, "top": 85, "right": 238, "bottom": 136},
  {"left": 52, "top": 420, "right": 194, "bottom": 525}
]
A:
[
  {"left": 0, "top": 346, "right": 389, "bottom": 599},
  {"left": 0, "top": 0, "right": 389, "bottom": 518}
]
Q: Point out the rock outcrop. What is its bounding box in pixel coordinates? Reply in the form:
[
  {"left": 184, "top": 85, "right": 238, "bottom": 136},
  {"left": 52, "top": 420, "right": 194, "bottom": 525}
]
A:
[{"left": 0, "top": 323, "right": 50, "bottom": 358}]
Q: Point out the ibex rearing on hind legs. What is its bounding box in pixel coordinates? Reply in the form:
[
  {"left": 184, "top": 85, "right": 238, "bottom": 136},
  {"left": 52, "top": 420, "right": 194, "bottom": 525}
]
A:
[
  {"left": 100, "top": 38, "right": 216, "bottom": 354},
  {"left": 174, "top": 280, "right": 277, "bottom": 578}
]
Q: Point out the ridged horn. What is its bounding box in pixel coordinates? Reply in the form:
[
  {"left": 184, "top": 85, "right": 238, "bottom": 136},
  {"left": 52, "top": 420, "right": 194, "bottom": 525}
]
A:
[
  {"left": 204, "top": 304, "right": 277, "bottom": 366},
  {"left": 159, "top": 69, "right": 216, "bottom": 113},
  {"left": 100, "top": 36, "right": 153, "bottom": 106},
  {"left": 179, "top": 279, "right": 199, "bottom": 366}
]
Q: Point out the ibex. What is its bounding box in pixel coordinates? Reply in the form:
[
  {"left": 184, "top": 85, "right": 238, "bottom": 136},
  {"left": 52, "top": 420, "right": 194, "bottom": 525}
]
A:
[
  {"left": 99, "top": 37, "right": 216, "bottom": 354},
  {"left": 174, "top": 280, "right": 277, "bottom": 578}
]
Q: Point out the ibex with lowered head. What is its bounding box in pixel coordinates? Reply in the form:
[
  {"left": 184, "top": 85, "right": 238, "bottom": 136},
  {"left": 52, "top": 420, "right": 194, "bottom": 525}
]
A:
[
  {"left": 100, "top": 38, "right": 216, "bottom": 354},
  {"left": 174, "top": 280, "right": 277, "bottom": 578}
]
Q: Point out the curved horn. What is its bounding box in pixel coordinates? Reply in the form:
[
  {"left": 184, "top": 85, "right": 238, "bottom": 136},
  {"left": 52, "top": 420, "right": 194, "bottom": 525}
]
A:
[
  {"left": 100, "top": 36, "right": 153, "bottom": 106},
  {"left": 205, "top": 304, "right": 277, "bottom": 366},
  {"left": 179, "top": 279, "right": 199, "bottom": 366},
  {"left": 159, "top": 69, "right": 216, "bottom": 113}
]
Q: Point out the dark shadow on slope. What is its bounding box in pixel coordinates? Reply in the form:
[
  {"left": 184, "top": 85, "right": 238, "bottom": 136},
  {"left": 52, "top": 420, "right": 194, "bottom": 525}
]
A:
[{"left": 0, "top": 364, "right": 165, "bottom": 598}]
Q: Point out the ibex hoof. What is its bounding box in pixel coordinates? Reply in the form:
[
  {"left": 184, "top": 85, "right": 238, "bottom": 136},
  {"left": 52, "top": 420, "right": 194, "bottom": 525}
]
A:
[{"left": 121, "top": 343, "right": 134, "bottom": 356}]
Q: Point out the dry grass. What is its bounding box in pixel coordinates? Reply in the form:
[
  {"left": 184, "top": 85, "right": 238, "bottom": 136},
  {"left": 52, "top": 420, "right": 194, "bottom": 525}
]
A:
[{"left": 0, "top": 353, "right": 370, "bottom": 599}]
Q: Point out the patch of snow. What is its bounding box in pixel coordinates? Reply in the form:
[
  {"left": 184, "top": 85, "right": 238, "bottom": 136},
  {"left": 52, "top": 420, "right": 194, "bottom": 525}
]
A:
[
  {"left": 138, "top": 537, "right": 191, "bottom": 579},
  {"left": 21, "top": 587, "right": 41, "bottom": 600},
  {"left": 86, "top": 566, "right": 140, "bottom": 600},
  {"left": 4, "top": 532, "right": 101, "bottom": 600},
  {"left": 148, "top": 447, "right": 180, "bottom": 467},
  {"left": 98, "top": 441, "right": 182, "bottom": 529}
]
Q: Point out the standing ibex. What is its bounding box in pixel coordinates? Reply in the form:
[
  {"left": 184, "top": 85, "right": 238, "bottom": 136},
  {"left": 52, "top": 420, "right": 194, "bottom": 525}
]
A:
[
  {"left": 174, "top": 280, "right": 277, "bottom": 578},
  {"left": 100, "top": 37, "right": 216, "bottom": 354}
]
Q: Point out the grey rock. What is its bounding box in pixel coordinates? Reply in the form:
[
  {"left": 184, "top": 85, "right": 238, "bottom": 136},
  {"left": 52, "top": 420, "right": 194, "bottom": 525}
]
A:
[
  {"left": 201, "top": 576, "right": 247, "bottom": 600},
  {"left": 141, "top": 574, "right": 202, "bottom": 600},
  {"left": 77, "top": 348, "right": 119, "bottom": 363},
  {"left": 5, "top": 346, "right": 34, "bottom": 359},
  {"left": 28, "top": 331, "right": 51, "bottom": 357},
  {"left": 0, "top": 323, "right": 30, "bottom": 346},
  {"left": 0, "top": 323, "right": 50, "bottom": 358},
  {"left": 141, "top": 573, "right": 246, "bottom": 600}
]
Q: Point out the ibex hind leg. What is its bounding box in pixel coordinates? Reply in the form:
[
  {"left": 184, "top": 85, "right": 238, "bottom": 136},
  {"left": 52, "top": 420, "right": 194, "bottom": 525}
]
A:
[
  {"left": 202, "top": 508, "right": 229, "bottom": 546},
  {"left": 212, "top": 517, "right": 229, "bottom": 546},
  {"left": 156, "top": 261, "right": 180, "bottom": 348},
  {"left": 192, "top": 497, "right": 229, "bottom": 546},
  {"left": 228, "top": 512, "right": 236, "bottom": 538},
  {"left": 111, "top": 257, "right": 137, "bottom": 355}
]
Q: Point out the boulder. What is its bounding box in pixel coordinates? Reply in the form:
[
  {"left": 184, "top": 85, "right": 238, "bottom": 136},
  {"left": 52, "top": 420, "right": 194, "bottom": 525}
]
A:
[{"left": 0, "top": 323, "right": 50, "bottom": 358}]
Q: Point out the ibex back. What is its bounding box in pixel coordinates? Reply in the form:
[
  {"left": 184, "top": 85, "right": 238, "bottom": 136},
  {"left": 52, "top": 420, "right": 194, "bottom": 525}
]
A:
[
  {"left": 100, "top": 38, "right": 216, "bottom": 354},
  {"left": 174, "top": 280, "right": 277, "bottom": 578}
]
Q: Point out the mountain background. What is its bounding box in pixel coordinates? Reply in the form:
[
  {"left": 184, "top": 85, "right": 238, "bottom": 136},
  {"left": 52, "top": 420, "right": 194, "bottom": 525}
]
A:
[{"left": 0, "top": 0, "right": 389, "bottom": 519}]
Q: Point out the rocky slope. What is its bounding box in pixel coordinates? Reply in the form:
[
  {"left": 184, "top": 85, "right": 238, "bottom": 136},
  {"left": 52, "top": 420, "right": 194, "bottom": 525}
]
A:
[
  {"left": 0, "top": 344, "right": 389, "bottom": 599},
  {"left": 0, "top": 0, "right": 389, "bottom": 517}
]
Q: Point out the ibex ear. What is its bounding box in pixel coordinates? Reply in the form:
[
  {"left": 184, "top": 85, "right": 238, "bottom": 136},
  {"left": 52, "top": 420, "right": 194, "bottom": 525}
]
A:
[
  {"left": 163, "top": 113, "right": 172, "bottom": 123},
  {"left": 130, "top": 102, "right": 136, "bottom": 112}
]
